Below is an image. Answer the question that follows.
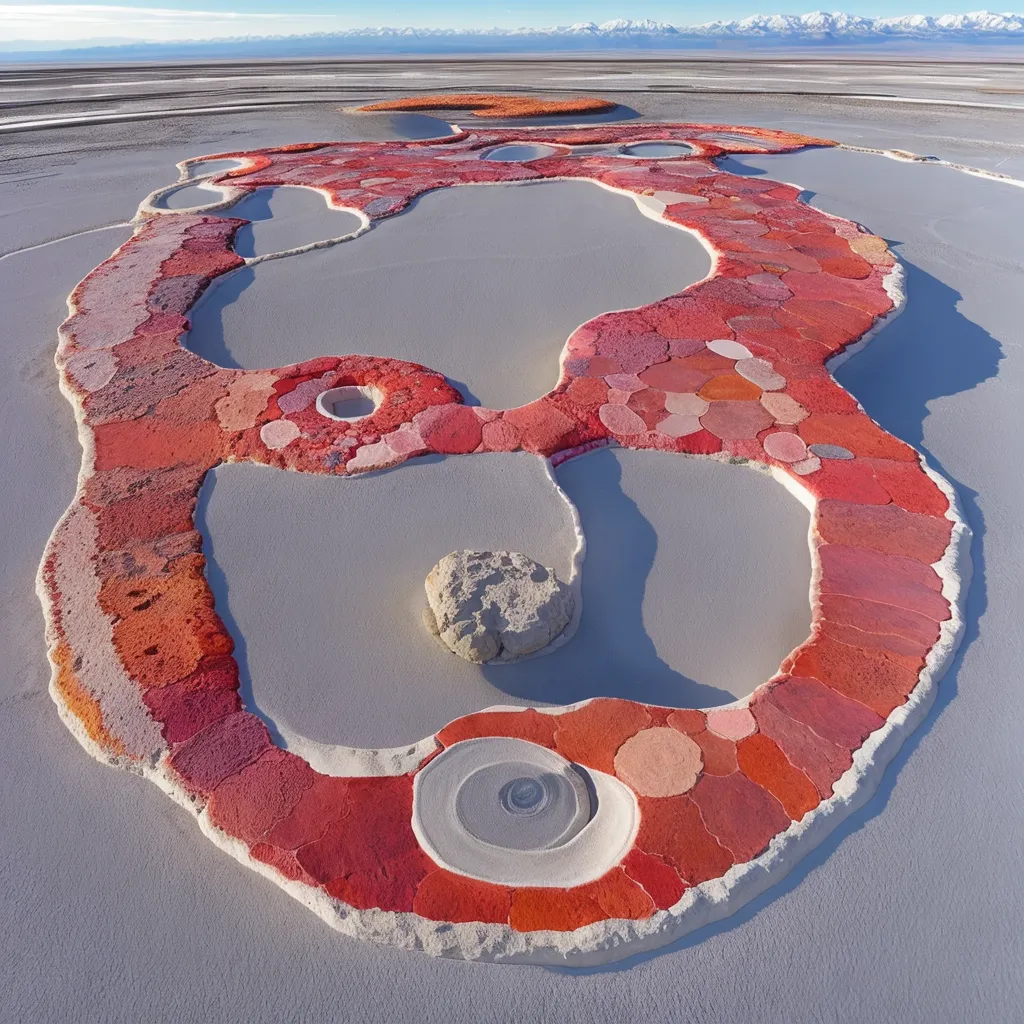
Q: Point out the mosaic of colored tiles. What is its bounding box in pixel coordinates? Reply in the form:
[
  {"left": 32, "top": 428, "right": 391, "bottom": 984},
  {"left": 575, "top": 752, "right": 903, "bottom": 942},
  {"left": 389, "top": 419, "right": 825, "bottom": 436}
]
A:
[{"left": 39, "top": 117, "right": 968, "bottom": 962}]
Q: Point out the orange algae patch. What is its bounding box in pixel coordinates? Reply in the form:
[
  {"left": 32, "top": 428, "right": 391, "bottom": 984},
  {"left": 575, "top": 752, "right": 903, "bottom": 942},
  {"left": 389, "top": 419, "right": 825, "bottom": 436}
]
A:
[
  {"left": 736, "top": 734, "right": 819, "bottom": 819},
  {"left": 414, "top": 870, "right": 512, "bottom": 925},
  {"left": 699, "top": 374, "right": 763, "bottom": 401},
  {"left": 509, "top": 869, "right": 654, "bottom": 932},
  {"left": 52, "top": 639, "right": 127, "bottom": 757},
  {"left": 437, "top": 708, "right": 557, "bottom": 749},
  {"left": 101, "top": 554, "right": 232, "bottom": 688},
  {"left": 356, "top": 94, "right": 617, "bottom": 119}
]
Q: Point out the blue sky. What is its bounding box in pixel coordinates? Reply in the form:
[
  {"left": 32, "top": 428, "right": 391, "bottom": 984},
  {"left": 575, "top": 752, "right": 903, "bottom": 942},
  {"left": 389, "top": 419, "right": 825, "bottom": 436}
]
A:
[{"left": 0, "top": 3, "right": 1004, "bottom": 43}]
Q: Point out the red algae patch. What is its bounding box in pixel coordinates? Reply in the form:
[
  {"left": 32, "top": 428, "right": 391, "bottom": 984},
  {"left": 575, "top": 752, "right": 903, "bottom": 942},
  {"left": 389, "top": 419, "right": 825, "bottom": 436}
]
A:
[{"left": 37, "top": 117, "right": 968, "bottom": 965}]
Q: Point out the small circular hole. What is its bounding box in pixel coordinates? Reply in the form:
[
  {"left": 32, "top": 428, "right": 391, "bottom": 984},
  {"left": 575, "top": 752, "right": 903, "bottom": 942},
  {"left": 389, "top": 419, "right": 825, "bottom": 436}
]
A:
[
  {"left": 500, "top": 777, "right": 549, "bottom": 816},
  {"left": 480, "top": 143, "right": 559, "bottom": 163},
  {"left": 619, "top": 141, "right": 694, "bottom": 159},
  {"left": 315, "top": 385, "right": 382, "bottom": 422}
]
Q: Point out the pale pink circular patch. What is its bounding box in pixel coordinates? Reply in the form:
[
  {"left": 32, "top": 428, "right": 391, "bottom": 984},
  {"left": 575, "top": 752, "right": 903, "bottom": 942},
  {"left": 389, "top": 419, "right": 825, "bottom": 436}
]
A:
[
  {"left": 599, "top": 402, "right": 647, "bottom": 436},
  {"left": 736, "top": 357, "right": 786, "bottom": 391},
  {"left": 706, "top": 707, "right": 757, "bottom": 740},
  {"left": 791, "top": 455, "right": 822, "bottom": 476},
  {"left": 603, "top": 373, "right": 646, "bottom": 393},
  {"left": 707, "top": 338, "right": 753, "bottom": 360},
  {"left": 613, "top": 727, "right": 703, "bottom": 797},
  {"left": 657, "top": 413, "right": 702, "bottom": 438},
  {"left": 481, "top": 418, "right": 521, "bottom": 451},
  {"left": 762, "top": 431, "right": 808, "bottom": 463},
  {"left": 760, "top": 391, "right": 808, "bottom": 425},
  {"left": 259, "top": 419, "right": 301, "bottom": 450},
  {"left": 664, "top": 391, "right": 709, "bottom": 416},
  {"left": 384, "top": 427, "right": 426, "bottom": 455}
]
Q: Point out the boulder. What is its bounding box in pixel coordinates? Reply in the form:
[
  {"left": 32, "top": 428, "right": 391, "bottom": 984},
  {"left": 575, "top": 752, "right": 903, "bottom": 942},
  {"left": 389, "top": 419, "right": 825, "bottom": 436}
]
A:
[{"left": 424, "top": 550, "right": 573, "bottom": 663}]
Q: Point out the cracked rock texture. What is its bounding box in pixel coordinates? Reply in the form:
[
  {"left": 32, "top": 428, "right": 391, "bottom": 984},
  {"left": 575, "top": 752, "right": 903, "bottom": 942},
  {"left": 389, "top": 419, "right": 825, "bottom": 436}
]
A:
[{"left": 423, "top": 550, "right": 574, "bottom": 663}]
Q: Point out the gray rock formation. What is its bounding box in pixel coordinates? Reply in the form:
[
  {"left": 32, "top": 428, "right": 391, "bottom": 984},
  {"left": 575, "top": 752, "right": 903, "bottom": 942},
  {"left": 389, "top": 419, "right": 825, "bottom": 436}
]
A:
[{"left": 423, "top": 550, "right": 574, "bottom": 663}]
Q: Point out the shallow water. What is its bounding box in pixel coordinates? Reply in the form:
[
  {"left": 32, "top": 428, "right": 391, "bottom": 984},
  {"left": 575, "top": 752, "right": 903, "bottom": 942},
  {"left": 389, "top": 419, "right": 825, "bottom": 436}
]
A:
[
  {"left": 620, "top": 141, "right": 694, "bottom": 158},
  {"left": 481, "top": 143, "right": 559, "bottom": 162},
  {"left": 157, "top": 182, "right": 224, "bottom": 210},
  {"left": 187, "top": 157, "right": 246, "bottom": 178}
]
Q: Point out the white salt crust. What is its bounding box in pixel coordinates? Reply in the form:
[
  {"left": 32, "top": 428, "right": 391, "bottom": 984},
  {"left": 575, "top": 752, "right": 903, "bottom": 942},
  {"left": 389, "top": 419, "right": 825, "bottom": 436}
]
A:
[
  {"left": 36, "top": 147, "right": 972, "bottom": 965},
  {"left": 837, "top": 143, "right": 1024, "bottom": 190},
  {"left": 140, "top": 155, "right": 372, "bottom": 269},
  {"left": 412, "top": 738, "right": 639, "bottom": 888}
]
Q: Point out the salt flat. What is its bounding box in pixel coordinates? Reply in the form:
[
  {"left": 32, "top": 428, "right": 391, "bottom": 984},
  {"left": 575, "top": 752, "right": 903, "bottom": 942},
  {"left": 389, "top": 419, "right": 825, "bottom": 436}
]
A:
[
  {"left": 200, "top": 448, "right": 810, "bottom": 751},
  {"left": 1, "top": 70, "right": 1021, "bottom": 1024}
]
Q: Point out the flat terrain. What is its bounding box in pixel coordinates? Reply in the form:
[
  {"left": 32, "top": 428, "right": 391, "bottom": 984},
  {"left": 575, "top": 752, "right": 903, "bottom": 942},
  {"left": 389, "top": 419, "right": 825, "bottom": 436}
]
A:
[{"left": 1, "top": 59, "right": 1022, "bottom": 1024}]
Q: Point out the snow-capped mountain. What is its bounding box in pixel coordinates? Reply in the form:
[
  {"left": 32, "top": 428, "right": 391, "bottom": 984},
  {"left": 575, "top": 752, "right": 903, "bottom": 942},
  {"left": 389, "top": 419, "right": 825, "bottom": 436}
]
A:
[
  {"left": 693, "top": 11, "right": 1023, "bottom": 38},
  {"left": 299, "top": 13, "right": 1024, "bottom": 41}
]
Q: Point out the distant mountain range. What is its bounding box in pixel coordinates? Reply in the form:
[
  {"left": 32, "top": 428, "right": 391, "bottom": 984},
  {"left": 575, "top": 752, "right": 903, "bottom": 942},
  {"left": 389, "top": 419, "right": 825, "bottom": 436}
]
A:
[
  {"left": 329, "top": 12, "right": 1024, "bottom": 41},
  {"left": 567, "top": 12, "right": 1024, "bottom": 39},
  {"left": 4, "top": 12, "right": 1024, "bottom": 61}
]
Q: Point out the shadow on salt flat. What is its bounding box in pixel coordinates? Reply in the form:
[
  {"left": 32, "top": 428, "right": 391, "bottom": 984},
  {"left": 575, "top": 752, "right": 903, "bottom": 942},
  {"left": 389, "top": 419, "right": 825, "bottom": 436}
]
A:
[
  {"left": 491, "top": 104, "right": 641, "bottom": 127},
  {"left": 198, "top": 446, "right": 811, "bottom": 749},
  {"left": 483, "top": 448, "right": 810, "bottom": 708},
  {"left": 224, "top": 186, "right": 363, "bottom": 258}
]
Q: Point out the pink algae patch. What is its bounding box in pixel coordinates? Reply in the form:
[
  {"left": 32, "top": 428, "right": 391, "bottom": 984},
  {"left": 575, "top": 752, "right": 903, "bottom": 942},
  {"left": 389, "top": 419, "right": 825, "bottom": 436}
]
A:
[
  {"left": 706, "top": 707, "right": 757, "bottom": 740},
  {"left": 763, "top": 430, "right": 808, "bottom": 463},
  {"left": 415, "top": 404, "right": 483, "bottom": 454},
  {"left": 701, "top": 400, "right": 775, "bottom": 440},
  {"left": 438, "top": 709, "right": 557, "bottom": 748},
  {"left": 692, "top": 729, "right": 738, "bottom": 776},
  {"left": 736, "top": 734, "right": 819, "bottom": 820},
  {"left": 208, "top": 748, "right": 316, "bottom": 844},
  {"left": 481, "top": 417, "right": 521, "bottom": 451},
  {"left": 614, "top": 727, "right": 703, "bottom": 797},
  {"left": 554, "top": 698, "right": 652, "bottom": 775},
  {"left": 414, "top": 870, "right": 512, "bottom": 924},
  {"left": 622, "top": 848, "right": 689, "bottom": 910},
  {"left": 599, "top": 402, "right": 647, "bottom": 436},
  {"left": 169, "top": 712, "right": 272, "bottom": 796},
  {"left": 636, "top": 795, "right": 735, "bottom": 885},
  {"left": 690, "top": 772, "right": 790, "bottom": 861}
]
